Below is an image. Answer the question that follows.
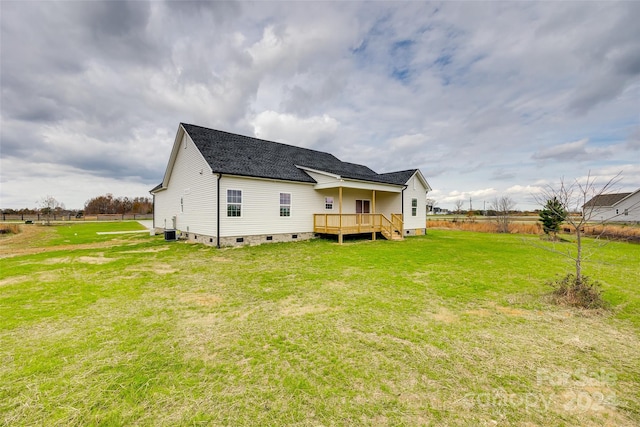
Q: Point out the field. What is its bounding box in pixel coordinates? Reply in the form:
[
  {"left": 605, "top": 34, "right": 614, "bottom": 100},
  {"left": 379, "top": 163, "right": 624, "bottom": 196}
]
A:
[{"left": 1, "top": 223, "right": 639, "bottom": 426}]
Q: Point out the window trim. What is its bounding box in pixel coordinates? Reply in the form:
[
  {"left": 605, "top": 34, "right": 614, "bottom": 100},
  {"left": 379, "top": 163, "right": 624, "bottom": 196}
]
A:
[
  {"left": 280, "top": 192, "right": 291, "bottom": 217},
  {"left": 325, "top": 196, "right": 334, "bottom": 210},
  {"left": 227, "top": 189, "right": 242, "bottom": 218},
  {"left": 411, "top": 198, "right": 418, "bottom": 216}
]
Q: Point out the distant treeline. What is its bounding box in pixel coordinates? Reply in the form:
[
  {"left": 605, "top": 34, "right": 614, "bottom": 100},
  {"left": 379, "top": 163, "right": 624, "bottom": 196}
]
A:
[
  {"left": 84, "top": 194, "right": 153, "bottom": 215},
  {"left": 2, "top": 194, "right": 153, "bottom": 215}
]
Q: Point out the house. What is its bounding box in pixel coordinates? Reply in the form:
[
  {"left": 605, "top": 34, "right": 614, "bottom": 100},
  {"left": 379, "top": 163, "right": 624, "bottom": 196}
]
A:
[
  {"left": 583, "top": 189, "right": 640, "bottom": 222},
  {"left": 151, "top": 123, "right": 432, "bottom": 246}
]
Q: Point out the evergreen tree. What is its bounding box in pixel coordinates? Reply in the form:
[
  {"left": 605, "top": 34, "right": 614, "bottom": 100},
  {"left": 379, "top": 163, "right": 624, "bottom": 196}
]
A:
[{"left": 539, "top": 197, "right": 566, "bottom": 237}]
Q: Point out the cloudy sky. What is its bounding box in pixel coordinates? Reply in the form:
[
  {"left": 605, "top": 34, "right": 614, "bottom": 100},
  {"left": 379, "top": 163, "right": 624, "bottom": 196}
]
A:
[{"left": 1, "top": 1, "right": 639, "bottom": 210}]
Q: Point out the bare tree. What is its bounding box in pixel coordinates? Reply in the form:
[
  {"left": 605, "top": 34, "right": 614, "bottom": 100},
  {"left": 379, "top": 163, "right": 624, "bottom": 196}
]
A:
[
  {"left": 454, "top": 200, "right": 465, "bottom": 215},
  {"left": 533, "top": 171, "right": 627, "bottom": 285},
  {"left": 39, "top": 195, "right": 64, "bottom": 225},
  {"left": 490, "top": 196, "right": 516, "bottom": 233}
]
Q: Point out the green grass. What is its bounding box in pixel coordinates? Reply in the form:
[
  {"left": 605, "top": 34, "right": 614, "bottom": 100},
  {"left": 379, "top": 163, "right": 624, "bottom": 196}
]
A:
[
  {"left": 44, "top": 221, "right": 148, "bottom": 246},
  {"left": 1, "top": 225, "right": 639, "bottom": 426}
]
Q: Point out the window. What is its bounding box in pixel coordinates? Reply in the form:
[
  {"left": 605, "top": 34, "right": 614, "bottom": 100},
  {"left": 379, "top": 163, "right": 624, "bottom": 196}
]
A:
[
  {"left": 227, "top": 189, "right": 242, "bottom": 217},
  {"left": 325, "top": 197, "right": 334, "bottom": 210},
  {"left": 624, "top": 209, "right": 629, "bottom": 216},
  {"left": 411, "top": 198, "right": 418, "bottom": 216},
  {"left": 280, "top": 193, "right": 291, "bottom": 217}
]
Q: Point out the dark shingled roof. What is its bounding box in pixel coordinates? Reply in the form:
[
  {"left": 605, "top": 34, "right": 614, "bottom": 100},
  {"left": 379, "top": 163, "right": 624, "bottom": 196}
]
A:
[
  {"left": 181, "top": 123, "right": 413, "bottom": 185},
  {"left": 583, "top": 193, "right": 632, "bottom": 208},
  {"left": 378, "top": 170, "right": 420, "bottom": 185}
]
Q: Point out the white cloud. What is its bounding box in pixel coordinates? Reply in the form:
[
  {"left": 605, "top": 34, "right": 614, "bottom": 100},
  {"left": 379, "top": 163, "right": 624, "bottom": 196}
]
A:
[
  {"left": 533, "top": 139, "right": 589, "bottom": 160},
  {"left": 436, "top": 188, "right": 498, "bottom": 205},
  {"left": 251, "top": 111, "right": 340, "bottom": 148}
]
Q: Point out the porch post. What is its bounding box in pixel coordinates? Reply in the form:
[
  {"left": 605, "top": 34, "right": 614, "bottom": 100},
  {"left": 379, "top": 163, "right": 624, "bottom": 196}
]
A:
[
  {"left": 338, "top": 186, "right": 343, "bottom": 244},
  {"left": 372, "top": 190, "right": 376, "bottom": 213},
  {"left": 372, "top": 190, "right": 376, "bottom": 241}
]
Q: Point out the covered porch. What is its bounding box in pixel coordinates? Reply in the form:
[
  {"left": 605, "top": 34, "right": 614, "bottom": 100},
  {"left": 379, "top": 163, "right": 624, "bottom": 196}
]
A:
[{"left": 313, "top": 186, "right": 404, "bottom": 243}]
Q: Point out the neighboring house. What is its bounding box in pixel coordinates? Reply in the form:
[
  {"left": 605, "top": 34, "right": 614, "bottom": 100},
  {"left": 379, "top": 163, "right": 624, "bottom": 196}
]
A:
[
  {"left": 583, "top": 189, "right": 640, "bottom": 222},
  {"left": 151, "top": 123, "right": 432, "bottom": 246}
]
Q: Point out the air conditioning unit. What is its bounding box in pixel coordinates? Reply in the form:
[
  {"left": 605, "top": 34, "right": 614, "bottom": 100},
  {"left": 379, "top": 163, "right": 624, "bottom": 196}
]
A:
[{"left": 164, "top": 229, "right": 177, "bottom": 241}]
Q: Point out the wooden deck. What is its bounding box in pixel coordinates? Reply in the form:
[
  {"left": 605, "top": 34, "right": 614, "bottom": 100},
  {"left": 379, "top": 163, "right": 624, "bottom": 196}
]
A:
[{"left": 313, "top": 213, "right": 403, "bottom": 243}]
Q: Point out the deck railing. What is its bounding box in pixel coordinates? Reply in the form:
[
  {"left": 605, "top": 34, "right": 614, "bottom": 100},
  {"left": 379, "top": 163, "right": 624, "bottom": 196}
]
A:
[{"left": 313, "top": 213, "right": 403, "bottom": 239}]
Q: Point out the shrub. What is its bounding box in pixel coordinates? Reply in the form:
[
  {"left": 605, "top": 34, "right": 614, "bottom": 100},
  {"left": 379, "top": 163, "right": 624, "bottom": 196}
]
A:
[
  {"left": 0, "top": 224, "right": 20, "bottom": 235},
  {"left": 547, "top": 274, "right": 608, "bottom": 309}
]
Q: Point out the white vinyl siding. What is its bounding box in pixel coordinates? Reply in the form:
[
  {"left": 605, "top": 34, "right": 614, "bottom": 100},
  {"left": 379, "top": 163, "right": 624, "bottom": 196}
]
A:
[
  {"left": 402, "top": 172, "right": 428, "bottom": 230},
  {"left": 153, "top": 131, "right": 217, "bottom": 236},
  {"left": 219, "top": 176, "right": 322, "bottom": 237},
  {"left": 589, "top": 191, "right": 640, "bottom": 222}
]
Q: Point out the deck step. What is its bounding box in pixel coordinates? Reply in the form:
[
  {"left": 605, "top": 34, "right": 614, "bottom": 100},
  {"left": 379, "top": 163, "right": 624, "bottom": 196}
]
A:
[{"left": 381, "top": 231, "right": 403, "bottom": 241}]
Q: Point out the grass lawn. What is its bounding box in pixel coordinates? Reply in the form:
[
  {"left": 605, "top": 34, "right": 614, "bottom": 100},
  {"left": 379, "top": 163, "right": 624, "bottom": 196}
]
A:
[{"left": 1, "top": 223, "right": 639, "bottom": 426}]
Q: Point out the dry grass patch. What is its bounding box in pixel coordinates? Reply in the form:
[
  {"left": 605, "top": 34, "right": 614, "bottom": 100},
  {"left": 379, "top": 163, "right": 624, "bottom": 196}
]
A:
[
  {"left": 125, "top": 263, "right": 178, "bottom": 275},
  {"left": 77, "top": 255, "right": 117, "bottom": 264},
  {"left": 178, "top": 292, "right": 224, "bottom": 307},
  {"left": 428, "top": 219, "right": 543, "bottom": 234},
  {"left": 279, "top": 300, "right": 332, "bottom": 317},
  {"left": 428, "top": 218, "right": 640, "bottom": 241},
  {"left": 120, "top": 247, "right": 170, "bottom": 254},
  {"left": 429, "top": 306, "right": 459, "bottom": 323},
  {"left": 0, "top": 223, "right": 20, "bottom": 235}
]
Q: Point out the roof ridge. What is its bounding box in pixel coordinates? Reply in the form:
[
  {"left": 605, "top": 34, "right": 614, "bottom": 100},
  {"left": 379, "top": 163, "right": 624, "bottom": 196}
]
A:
[{"left": 181, "top": 122, "right": 348, "bottom": 160}]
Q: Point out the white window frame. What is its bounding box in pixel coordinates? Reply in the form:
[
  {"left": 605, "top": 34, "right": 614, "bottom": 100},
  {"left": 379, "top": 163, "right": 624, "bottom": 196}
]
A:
[
  {"left": 411, "top": 198, "right": 418, "bottom": 216},
  {"left": 227, "top": 189, "right": 242, "bottom": 217},
  {"left": 280, "top": 192, "right": 291, "bottom": 217},
  {"left": 325, "top": 197, "right": 334, "bottom": 210}
]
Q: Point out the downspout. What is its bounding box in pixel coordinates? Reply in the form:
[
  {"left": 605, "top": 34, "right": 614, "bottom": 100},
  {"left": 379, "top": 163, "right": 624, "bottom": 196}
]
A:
[
  {"left": 401, "top": 185, "right": 407, "bottom": 216},
  {"left": 151, "top": 192, "right": 155, "bottom": 230},
  {"left": 217, "top": 173, "right": 222, "bottom": 249}
]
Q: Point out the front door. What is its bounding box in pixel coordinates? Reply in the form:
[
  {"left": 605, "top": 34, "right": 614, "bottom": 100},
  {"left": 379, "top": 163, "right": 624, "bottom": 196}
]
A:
[{"left": 356, "top": 200, "right": 371, "bottom": 224}]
